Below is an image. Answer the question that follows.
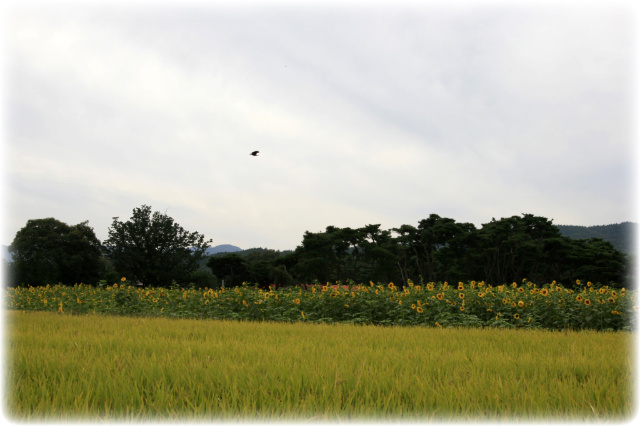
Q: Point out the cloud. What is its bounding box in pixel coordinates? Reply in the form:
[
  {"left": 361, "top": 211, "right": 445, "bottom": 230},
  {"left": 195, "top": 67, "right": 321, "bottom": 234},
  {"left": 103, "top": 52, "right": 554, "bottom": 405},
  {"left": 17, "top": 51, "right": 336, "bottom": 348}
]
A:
[{"left": 3, "top": 1, "right": 637, "bottom": 250}]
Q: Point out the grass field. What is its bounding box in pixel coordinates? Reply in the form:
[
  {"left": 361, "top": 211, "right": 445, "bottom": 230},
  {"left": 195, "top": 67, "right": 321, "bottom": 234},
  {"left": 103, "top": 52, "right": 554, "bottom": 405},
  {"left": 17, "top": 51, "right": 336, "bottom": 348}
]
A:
[{"left": 3, "top": 310, "right": 635, "bottom": 421}]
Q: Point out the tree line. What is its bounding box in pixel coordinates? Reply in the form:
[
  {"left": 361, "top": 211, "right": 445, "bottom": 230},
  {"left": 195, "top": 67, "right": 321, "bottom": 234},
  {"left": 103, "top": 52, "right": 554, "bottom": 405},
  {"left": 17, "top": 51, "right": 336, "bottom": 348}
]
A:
[{"left": 3, "top": 205, "right": 633, "bottom": 289}]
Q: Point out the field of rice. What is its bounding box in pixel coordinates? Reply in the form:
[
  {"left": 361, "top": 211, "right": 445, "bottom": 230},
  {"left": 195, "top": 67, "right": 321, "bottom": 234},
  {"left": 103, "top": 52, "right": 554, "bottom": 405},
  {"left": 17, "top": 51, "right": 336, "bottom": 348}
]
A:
[{"left": 4, "top": 310, "right": 635, "bottom": 421}]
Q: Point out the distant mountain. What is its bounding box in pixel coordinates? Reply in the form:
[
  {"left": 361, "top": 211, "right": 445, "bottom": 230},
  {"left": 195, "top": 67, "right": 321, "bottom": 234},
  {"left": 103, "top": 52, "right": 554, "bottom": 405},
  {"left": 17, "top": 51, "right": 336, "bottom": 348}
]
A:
[
  {"left": 556, "top": 222, "right": 637, "bottom": 255},
  {"left": 1, "top": 245, "right": 11, "bottom": 262},
  {"left": 204, "top": 244, "right": 242, "bottom": 255}
]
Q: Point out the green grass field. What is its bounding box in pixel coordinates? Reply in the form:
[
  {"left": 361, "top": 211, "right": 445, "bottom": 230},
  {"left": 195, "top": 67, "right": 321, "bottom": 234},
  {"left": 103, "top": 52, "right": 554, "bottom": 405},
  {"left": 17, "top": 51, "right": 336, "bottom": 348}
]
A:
[{"left": 4, "top": 310, "right": 635, "bottom": 421}]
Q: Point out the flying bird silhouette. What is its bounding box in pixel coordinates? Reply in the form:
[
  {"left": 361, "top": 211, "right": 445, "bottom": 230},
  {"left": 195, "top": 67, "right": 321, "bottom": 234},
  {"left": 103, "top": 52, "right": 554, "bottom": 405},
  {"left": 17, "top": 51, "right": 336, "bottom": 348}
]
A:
[{"left": 250, "top": 151, "right": 259, "bottom": 156}]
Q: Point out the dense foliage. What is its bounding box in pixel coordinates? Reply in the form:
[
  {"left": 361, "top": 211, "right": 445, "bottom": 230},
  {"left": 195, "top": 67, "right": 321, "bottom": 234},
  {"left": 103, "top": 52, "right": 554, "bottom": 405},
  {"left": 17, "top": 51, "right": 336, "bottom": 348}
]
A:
[
  {"left": 214, "top": 214, "right": 631, "bottom": 289},
  {"left": 3, "top": 279, "right": 635, "bottom": 331},
  {"left": 102, "top": 205, "right": 212, "bottom": 286},
  {"left": 3, "top": 210, "right": 632, "bottom": 289},
  {"left": 557, "top": 222, "right": 637, "bottom": 255},
  {"left": 7, "top": 218, "right": 104, "bottom": 287}
]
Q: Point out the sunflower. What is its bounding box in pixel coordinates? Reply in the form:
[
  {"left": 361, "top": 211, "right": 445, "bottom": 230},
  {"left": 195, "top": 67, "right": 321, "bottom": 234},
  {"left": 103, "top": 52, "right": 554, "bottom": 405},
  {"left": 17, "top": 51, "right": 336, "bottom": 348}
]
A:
[
  {"left": 518, "top": 287, "right": 524, "bottom": 293},
  {"left": 609, "top": 298, "right": 615, "bottom": 303},
  {"left": 584, "top": 299, "right": 591, "bottom": 306},
  {"left": 514, "top": 313, "right": 520, "bottom": 320},
  {"left": 518, "top": 301, "right": 525, "bottom": 308},
  {"left": 478, "top": 292, "right": 485, "bottom": 298},
  {"left": 459, "top": 293, "right": 465, "bottom": 299},
  {"left": 417, "top": 306, "right": 424, "bottom": 313},
  {"left": 458, "top": 283, "right": 464, "bottom": 291},
  {"left": 541, "top": 289, "right": 549, "bottom": 296},
  {"left": 411, "top": 304, "right": 416, "bottom": 309},
  {"left": 427, "top": 283, "right": 434, "bottom": 291},
  {"left": 576, "top": 295, "right": 583, "bottom": 302},
  {"left": 436, "top": 293, "right": 444, "bottom": 300}
]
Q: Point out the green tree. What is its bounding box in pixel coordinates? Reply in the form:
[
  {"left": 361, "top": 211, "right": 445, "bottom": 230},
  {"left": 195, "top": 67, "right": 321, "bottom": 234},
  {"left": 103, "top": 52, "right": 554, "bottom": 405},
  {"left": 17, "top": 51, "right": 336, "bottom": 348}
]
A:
[
  {"left": 474, "top": 214, "right": 563, "bottom": 284},
  {"left": 103, "top": 205, "right": 211, "bottom": 287},
  {"left": 560, "top": 238, "right": 627, "bottom": 287},
  {"left": 207, "top": 253, "right": 249, "bottom": 287},
  {"left": 8, "top": 218, "right": 104, "bottom": 286}
]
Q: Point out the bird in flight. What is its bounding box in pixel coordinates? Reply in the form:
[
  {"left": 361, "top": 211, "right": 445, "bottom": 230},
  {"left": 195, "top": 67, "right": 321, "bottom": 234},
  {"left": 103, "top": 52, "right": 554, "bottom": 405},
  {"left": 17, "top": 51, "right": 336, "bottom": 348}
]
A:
[{"left": 250, "top": 151, "right": 259, "bottom": 156}]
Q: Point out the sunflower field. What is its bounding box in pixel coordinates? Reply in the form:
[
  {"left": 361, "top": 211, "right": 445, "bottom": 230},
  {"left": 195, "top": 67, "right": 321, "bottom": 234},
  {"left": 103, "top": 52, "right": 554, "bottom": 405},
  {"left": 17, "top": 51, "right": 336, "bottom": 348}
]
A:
[{"left": 3, "top": 279, "right": 635, "bottom": 331}]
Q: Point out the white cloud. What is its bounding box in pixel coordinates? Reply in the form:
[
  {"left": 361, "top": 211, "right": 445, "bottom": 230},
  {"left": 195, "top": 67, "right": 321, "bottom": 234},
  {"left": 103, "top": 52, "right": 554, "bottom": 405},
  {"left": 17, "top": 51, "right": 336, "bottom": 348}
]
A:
[{"left": 3, "top": 1, "right": 637, "bottom": 249}]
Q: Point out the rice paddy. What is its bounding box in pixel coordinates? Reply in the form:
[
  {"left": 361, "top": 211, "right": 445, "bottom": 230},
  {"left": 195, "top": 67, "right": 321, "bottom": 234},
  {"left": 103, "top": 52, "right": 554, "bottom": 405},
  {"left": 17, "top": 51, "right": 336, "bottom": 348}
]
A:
[
  {"left": 2, "top": 279, "right": 637, "bottom": 421},
  {"left": 4, "top": 310, "right": 635, "bottom": 421}
]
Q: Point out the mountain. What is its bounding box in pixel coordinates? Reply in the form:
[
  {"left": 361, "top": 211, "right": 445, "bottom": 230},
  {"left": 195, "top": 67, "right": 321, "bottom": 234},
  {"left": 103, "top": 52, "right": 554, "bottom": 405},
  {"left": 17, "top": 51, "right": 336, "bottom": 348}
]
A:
[
  {"left": 556, "top": 222, "right": 637, "bottom": 255},
  {"left": 1, "top": 245, "right": 11, "bottom": 262},
  {"left": 204, "top": 244, "right": 242, "bottom": 255}
]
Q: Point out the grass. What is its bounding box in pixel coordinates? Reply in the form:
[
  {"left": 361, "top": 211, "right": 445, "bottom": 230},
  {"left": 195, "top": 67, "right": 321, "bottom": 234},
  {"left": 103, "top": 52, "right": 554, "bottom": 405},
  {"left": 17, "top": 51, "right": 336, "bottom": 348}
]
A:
[{"left": 4, "top": 310, "right": 635, "bottom": 421}]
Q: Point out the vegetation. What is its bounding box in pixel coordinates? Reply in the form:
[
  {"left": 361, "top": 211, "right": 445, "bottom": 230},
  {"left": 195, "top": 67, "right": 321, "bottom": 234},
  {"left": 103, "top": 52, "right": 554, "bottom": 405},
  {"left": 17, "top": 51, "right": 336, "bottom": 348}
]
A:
[
  {"left": 3, "top": 208, "right": 633, "bottom": 289},
  {"left": 6, "top": 311, "right": 633, "bottom": 421},
  {"left": 3, "top": 279, "right": 635, "bottom": 331},
  {"left": 102, "top": 205, "right": 212, "bottom": 286},
  {"left": 7, "top": 218, "right": 104, "bottom": 287},
  {"left": 215, "top": 214, "right": 630, "bottom": 289},
  {"left": 557, "top": 222, "right": 637, "bottom": 255}
]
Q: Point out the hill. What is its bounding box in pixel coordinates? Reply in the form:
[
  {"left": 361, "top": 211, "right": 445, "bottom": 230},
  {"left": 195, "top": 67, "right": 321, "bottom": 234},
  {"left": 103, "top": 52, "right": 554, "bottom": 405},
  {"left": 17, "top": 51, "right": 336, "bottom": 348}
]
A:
[
  {"left": 2, "top": 245, "right": 11, "bottom": 262},
  {"left": 555, "top": 222, "right": 637, "bottom": 255},
  {"left": 204, "top": 244, "right": 242, "bottom": 255}
]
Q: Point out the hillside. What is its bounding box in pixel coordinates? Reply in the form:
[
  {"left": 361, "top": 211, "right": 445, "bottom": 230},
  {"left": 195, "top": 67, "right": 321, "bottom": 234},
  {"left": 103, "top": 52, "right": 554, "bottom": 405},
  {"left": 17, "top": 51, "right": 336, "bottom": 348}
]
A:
[
  {"left": 555, "top": 222, "right": 637, "bottom": 255},
  {"left": 204, "top": 244, "right": 242, "bottom": 255}
]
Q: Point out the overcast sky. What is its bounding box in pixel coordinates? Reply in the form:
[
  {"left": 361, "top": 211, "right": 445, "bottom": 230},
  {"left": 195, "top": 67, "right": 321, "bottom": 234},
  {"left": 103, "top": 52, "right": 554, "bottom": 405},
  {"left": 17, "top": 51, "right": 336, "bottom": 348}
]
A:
[{"left": 2, "top": 0, "right": 638, "bottom": 251}]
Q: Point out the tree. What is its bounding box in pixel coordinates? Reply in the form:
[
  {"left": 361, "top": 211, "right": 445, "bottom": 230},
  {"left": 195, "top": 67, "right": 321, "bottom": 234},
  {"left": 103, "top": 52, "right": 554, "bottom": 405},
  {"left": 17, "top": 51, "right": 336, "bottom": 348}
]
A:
[
  {"left": 8, "top": 218, "right": 104, "bottom": 286},
  {"left": 560, "top": 238, "right": 627, "bottom": 287},
  {"left": 103, "top": 205, "right": 211, "bottom": 287},
  {"left": 207, "top": 253, "right": 249, "bottom": 287}
]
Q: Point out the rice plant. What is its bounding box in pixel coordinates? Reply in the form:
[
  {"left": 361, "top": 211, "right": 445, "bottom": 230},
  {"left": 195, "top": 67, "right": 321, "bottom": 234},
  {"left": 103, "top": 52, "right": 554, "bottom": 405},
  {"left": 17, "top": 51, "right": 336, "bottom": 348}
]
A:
[{"left": 4, "top": 310, "right": 634, "bottom": 421}]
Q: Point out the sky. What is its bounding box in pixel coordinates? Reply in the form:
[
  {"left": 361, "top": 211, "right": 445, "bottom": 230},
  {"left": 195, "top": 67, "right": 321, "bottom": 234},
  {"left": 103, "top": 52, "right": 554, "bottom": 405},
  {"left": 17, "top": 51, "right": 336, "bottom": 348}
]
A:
[{"left": 1, "top": 0, "right": 638, "bottom": 251}]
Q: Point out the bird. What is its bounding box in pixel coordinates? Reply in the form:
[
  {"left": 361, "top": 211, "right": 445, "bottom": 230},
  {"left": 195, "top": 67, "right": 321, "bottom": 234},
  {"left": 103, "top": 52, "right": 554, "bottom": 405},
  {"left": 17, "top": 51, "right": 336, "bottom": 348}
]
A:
[{"left": 250, "top": 151, "right": 259, "bottom": 156}]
